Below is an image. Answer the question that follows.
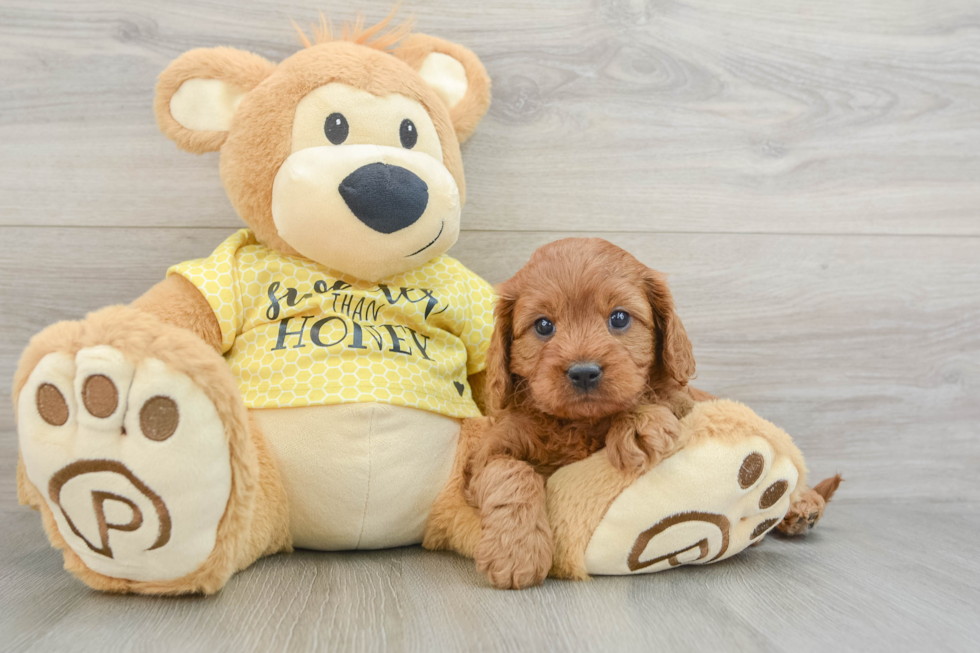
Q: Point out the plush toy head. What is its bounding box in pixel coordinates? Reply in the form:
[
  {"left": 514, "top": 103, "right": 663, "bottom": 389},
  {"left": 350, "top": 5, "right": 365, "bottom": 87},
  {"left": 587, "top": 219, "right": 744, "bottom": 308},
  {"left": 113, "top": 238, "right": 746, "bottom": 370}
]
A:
[{"left": 154, "top": 14, "right": 491, "bottom": 281}]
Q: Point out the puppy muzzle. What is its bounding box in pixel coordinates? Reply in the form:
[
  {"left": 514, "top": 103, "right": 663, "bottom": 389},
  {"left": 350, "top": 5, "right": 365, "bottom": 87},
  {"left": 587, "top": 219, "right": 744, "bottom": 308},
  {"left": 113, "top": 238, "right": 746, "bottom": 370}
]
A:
[{"left": 566, "top": 362, "right": 603, "bottom": 393}]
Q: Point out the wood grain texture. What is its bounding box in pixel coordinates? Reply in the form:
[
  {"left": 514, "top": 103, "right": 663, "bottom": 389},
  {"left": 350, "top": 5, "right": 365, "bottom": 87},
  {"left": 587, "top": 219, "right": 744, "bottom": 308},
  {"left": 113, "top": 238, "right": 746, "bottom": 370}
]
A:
[
  {"left": 1, "top": 227, "right": 977, "bottom": 505},
  {"left": 1, "top": 0, "right": 979, "bottom": 233},
  {"left": 1, "top": 0, "right": 979, "bottom": 650},
  {"left": 1, "top": 502, "right": 978, "bottom": 652}
]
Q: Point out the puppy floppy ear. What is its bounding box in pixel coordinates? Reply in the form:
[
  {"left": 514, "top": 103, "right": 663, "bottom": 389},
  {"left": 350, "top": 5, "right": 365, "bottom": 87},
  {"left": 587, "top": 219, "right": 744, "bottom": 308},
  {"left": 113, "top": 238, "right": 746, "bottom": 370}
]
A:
[
  {"left": 643, "top": 269, "right": 696, "bottom": 386},
  {"left": 155, "top": 47, "right": 276, "bottom": 154},
  {"left": 394, "top": 33, "right": 491, "bottom": 143},
  {"left": 486, "top": 287, "right": 517, "bottom": 414}
]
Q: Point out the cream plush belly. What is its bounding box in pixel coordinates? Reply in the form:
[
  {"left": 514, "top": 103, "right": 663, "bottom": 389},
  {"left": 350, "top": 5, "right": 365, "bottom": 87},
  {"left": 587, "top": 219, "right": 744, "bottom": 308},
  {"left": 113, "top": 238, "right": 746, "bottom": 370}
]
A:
[{"left": 251, "top": 403, "right": 460, "bottom": 550}]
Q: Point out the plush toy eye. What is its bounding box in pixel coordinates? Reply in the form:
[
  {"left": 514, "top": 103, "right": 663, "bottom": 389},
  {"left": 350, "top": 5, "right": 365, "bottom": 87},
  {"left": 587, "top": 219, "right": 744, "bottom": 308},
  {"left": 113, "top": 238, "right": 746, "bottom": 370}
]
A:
[
  {"left": 534, "top": 317, "right": 555, "bottom": 338},
  {"left": 400, "top": 119, "right": 418, "bottom": 149},
  {"left": 324, "top": 113, "right": 349, "bottom": 145},
  {"left": 609, "top": 310, "right": 631, "bottom": 331}
]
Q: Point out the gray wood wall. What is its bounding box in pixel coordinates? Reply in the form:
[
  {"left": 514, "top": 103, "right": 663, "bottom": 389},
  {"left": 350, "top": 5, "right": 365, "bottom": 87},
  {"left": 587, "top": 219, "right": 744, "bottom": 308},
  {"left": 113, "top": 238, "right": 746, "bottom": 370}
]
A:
[
  {"left": 4, "top": 0, "right": 977, "bottom": 506},
  {"left": 2, "top": 2, "right": 979, "bottom": 650}
]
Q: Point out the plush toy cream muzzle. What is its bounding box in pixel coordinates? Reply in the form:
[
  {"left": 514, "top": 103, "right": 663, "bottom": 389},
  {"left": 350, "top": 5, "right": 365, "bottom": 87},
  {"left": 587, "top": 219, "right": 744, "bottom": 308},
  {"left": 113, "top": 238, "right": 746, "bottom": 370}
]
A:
[{"left": 14, "top": 14, "right": 837, "bottom": 595}]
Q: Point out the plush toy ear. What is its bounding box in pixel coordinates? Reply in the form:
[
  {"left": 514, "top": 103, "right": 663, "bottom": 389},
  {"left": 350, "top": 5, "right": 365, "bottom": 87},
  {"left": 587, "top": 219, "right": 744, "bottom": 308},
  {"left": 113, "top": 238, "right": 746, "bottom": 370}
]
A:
[
  {"left": 643, "top": 269, "right": 696, "bottom": 387},
  {"left": 155, "top": 47, "right": 276, "bottom": 154},
  {"left": 394, "top": 34, "right": 491, "bottom": 143}
]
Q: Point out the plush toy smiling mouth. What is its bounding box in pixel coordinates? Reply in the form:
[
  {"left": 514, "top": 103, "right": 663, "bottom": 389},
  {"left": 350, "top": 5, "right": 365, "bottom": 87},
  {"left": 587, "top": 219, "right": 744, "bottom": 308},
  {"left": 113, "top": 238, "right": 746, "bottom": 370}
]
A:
[
  {"left": 334, "top": 162, "right": 447, "bottom": 258},
  {"left": 407, "top": 220, "right": 444, "bottom": 257}
]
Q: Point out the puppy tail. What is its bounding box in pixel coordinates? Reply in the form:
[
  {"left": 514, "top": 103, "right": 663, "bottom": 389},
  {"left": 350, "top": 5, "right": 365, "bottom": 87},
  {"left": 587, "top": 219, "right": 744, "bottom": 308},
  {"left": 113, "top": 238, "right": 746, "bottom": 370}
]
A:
[
  {"left": 776, "top": 474, "right": 843, "bottom": 536},
  {"left": 812, "top": 474, "right": 843, "bottom": 503}
]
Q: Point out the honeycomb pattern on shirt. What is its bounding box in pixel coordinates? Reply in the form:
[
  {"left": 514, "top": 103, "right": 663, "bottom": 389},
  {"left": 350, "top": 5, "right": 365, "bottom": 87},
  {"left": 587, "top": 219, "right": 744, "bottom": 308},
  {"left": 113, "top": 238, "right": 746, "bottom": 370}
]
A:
[{"left": 168, "top": 229, "right": 495, "bottom": 418}]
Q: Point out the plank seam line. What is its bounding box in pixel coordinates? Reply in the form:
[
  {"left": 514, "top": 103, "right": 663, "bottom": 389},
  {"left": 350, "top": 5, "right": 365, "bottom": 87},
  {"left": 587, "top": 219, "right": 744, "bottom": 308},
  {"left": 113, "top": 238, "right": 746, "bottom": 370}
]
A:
[{"left": 2, "top": 225, "right": 980, "bottom": 239}]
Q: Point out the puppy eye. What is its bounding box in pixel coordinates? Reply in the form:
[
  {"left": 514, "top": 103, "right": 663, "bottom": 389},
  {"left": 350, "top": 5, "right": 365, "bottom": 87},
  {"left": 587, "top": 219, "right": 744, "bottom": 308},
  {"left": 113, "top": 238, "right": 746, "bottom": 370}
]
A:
[
  {"left": 609, "top": 310, "right": 631, "bottom": 332},
  {"left": 324, "top": 113, "right": 349, "bottom": 145},
  {"left": 534, "top": 317, "right": 555, "bottom": 338},
  {"left": 400, "top": 119, "right": 418, "bottom": 149}
]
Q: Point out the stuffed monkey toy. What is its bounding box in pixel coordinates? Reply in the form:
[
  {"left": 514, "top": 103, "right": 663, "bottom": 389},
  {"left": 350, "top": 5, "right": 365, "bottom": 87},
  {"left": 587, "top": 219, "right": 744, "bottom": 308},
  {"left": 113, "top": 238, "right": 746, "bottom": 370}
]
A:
[{"left": 15, "top": 15, "right": 837, "bottom": 594}]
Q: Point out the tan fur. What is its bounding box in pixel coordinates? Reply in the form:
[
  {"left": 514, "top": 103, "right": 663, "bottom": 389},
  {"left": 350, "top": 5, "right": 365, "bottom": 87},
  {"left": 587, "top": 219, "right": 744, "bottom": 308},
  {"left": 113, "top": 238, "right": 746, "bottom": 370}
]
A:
[
  {"left": 154, "top": 29, "right": 491, "bottom": 258},
  {"left": 13, "top": 307, "right": 290, "bottom": 594},
  {"left": 669, "top": 382, "right": 836, "bottom": 526},
  {"left": 292, "top": 9, "right": 414, "bottom": 51},
  {"left": 218, "top": 42, "right": 465, "bottom": 257},
  {"left": 242, "top": 413, "right": 293, "bottom": 561},
  {"left": 546, "top": 450, "right": 640, "bottom": 580},
  {"left": 547, "top": 399, "right": 813, "bottom": 580},
  {"left": 394, "top": 33, "right": 492, "bottom": 143},
  {"left": 132, "top": 275, "right": 223, "bottom": 351},
  {"left": 20, "top": 18, "right": 493, "bottom": 594},
  {"left": 683, "top": 400, "right": 809, "bottom": 499},
  {"left": 154, "top": 47, "right": 277, "bottom": 154}
]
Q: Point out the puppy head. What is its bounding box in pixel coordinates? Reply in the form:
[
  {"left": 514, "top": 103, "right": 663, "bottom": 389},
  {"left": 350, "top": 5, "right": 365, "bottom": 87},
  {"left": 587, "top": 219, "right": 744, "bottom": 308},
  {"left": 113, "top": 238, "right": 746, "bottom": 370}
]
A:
[{"left": 488, "top": 239, "right": 695, "bottom": 420}]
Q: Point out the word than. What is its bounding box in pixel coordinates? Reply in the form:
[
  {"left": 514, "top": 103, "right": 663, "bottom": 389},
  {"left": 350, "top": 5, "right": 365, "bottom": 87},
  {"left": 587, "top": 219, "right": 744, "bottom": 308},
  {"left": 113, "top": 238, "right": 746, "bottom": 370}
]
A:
[{"left": 265, "top": 281, "right": 448, "bottom": 322}]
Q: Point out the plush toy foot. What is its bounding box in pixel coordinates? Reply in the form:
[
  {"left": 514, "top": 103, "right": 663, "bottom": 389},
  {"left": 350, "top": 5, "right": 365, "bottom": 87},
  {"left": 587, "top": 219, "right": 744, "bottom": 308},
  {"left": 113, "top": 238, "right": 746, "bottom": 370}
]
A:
[
  {"left": 15, "top": 307, "right": 256, "bottom": 594},
  {"left": 548, "top": 400, "right": 808, "bottom": 578},
  {"left": 777, "top": 474, "right": 843, "bottom": 535}
]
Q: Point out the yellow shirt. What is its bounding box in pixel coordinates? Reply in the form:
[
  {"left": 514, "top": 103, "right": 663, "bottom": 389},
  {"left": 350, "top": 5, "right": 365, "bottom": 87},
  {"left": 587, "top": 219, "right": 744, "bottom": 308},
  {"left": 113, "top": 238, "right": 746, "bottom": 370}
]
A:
[{"left": 168, "top": 229, "right": 495, "bottom": 418}]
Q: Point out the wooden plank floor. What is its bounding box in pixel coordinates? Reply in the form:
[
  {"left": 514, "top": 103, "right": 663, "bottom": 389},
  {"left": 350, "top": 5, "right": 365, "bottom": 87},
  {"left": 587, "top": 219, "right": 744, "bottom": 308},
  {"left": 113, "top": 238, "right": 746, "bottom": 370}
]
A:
[
  {"left": 2, "top": 502, "right": 978, "bottom": 652},
  {"left": 1, "top": 1, "right": 978, "bottom": 651}
]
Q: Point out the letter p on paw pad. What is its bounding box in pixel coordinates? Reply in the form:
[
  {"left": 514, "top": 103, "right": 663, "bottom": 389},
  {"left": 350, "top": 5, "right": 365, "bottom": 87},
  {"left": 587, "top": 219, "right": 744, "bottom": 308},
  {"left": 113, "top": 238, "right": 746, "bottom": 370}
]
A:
[{"left": 18, "top": 347, "right": 233, "bottom": 583}]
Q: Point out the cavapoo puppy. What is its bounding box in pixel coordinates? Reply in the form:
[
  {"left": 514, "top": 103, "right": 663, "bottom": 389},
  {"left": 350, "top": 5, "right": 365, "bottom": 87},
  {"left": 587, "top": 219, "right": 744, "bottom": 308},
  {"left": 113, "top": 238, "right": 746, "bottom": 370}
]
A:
[{"left": 466, "top": 238, "right": 707, "bottom": 589}]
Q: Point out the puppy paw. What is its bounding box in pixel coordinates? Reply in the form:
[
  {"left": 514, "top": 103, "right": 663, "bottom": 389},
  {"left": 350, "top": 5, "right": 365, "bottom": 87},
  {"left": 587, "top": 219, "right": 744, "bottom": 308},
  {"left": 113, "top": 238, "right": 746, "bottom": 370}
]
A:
[
  {"left": 606, "top": 404, "right": 682, "bottom": 474},
  {"left": 475, "top": 522, "right": 553, "bottom": 590},
  {"left": 666, "top": 391, "right": 697, "bottom": 420},
  {"left": 606, "top": 435, "right": 649, "bottom": 475}
]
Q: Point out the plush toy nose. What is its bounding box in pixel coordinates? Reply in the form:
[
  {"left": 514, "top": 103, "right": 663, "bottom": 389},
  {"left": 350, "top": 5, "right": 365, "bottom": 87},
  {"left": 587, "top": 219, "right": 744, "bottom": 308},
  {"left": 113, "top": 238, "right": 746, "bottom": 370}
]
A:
[
  {"left": 338, "top": 163, "right": 429, "bottom": 234},
  {"left": 567, "top": 362, "right": 603, "bottom": 392}
]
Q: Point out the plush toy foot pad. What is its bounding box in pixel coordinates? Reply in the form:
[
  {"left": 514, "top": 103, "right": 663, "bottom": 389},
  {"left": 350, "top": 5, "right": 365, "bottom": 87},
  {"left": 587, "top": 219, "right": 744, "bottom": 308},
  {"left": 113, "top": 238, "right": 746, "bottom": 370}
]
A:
[
  {"left": 19, "top": 345, "right": 232, "bottom": 582},
  {"left": 584, "top": 423, "right": 799, "bottom": 575}
]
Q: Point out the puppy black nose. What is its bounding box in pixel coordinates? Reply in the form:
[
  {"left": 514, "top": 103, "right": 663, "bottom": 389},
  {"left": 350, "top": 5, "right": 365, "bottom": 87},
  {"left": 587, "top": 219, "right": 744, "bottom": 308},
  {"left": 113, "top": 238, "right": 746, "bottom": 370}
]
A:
[
  {"left": 567, "top": 362, "right": 603, "bottom": 392},
  {"left": 339, "top": 163, "right": 428, "bottom": 234}
]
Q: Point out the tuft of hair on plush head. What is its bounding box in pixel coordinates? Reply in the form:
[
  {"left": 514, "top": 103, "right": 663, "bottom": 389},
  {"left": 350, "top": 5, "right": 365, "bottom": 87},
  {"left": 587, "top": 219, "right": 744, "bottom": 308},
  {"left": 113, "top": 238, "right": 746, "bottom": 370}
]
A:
[{"left": 291, "top": 6, "right": 414, "bottom": 52}]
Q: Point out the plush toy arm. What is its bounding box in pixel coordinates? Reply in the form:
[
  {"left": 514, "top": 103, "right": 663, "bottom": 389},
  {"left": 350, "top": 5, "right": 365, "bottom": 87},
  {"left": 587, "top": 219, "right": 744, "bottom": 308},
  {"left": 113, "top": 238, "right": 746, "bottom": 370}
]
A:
[{"left": 131, "top": 275, "right": 222, "bottom": 351}]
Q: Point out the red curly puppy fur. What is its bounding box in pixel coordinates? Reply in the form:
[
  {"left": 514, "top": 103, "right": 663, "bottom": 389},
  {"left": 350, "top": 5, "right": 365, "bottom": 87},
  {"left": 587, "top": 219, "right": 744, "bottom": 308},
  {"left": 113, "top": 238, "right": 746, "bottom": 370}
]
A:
[{"left": 467, "top": 238, "right": 701, "bottom": 589}]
